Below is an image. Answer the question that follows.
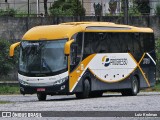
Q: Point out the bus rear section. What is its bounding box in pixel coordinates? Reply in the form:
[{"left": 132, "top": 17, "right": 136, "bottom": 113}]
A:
[{"left": 69, "top": 32, "right": 156, "bottom": 98}]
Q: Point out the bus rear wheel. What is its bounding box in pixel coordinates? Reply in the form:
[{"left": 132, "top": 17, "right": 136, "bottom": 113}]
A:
[
  {"left": 37, "top": 93, "right": 47, "bottom": 101},
  {"left": 75, "top": 79, "right": 90, "bottom": 99},
  {"left": 121, "top": 76, "right": 139, "bottom": 96}
]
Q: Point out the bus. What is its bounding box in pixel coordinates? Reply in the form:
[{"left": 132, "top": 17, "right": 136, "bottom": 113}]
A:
[{"left": 10, "top": 22, "right": 156, "bottom": 101}]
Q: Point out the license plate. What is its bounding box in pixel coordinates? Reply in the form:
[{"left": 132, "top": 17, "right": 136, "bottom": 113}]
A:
[{"left": 37, "top": 88, "right": 45, "bottom": 92}]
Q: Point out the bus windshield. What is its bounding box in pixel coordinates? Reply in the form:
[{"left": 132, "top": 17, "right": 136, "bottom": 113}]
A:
[{"left": 19, "top": 39, "right": 67, "bottom": 76}]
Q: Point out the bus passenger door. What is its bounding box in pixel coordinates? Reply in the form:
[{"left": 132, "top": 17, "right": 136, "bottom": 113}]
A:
[{"left": 69, "top": 33, "right": 84, "bottom": 92}]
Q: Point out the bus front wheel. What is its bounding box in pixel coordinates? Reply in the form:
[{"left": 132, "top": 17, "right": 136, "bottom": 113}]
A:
[
  {"left": 37, "top": 93, "right": 47, "bottom": 101},
  {"left": 75, "top": 79, "right": 90, "bottom": 99},
  {"left": 121, "top": 76, "right": 139, "bottom": 96}
]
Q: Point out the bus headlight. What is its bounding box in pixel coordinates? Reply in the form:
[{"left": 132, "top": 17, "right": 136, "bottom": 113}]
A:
[
  {"left": 53, "top": 77, "right": 68, "bottom": 85},
  {"left": 19, "top": 79, "right": 29, "bottom": 86}
]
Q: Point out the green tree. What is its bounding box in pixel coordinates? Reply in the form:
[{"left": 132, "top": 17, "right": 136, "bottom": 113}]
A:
[
  {"left": 156, "top": 38, "right": 160, "bottom": 78},
  {"left": 0, "top": 9, "right": 16, "bottom": 17},
  {"left": 156, "top": 4, "right": 160, "bottom": 15},
  {"left": 93, "top": 3, "right": 102, "bottom": 16},
  {"left": 128, "top": 0, "right": 141, "bottom": 16},
  {"left": 0, "top": 39, "right": 18, "bottom": 76},
  {"left": 135, "top": 0, "right": 150, "bottom": 15},
  {"left": 49, "top": 0, "right": 85, "bottom": 16},
  {"left": 108, "top": 0, "right": 117, "bottom": 15},
  {"left": 120, "top": 0, "right": 141, "bottom": 16}
]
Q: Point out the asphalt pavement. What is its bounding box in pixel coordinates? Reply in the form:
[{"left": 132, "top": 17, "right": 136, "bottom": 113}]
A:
[{"left": 0, "top": 92, "right": 160, "bottom": 120}]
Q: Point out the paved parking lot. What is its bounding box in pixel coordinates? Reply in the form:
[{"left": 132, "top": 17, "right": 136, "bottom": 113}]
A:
[{"left": 0, "top": 92, "right": 160, "bottom": 119}]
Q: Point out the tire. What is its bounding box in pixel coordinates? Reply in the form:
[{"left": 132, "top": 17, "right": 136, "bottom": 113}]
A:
[
  {"left": 37, "top": 93, "right": 47, "bottom": 101},
  {"left": 121, "top": 76, "right": 139, "bottom": 96},
  {"left": 76, "top": 79, "right": 90, "bottom": 99},
  {"left": 89, "top": 91, "right": 103, "bottom": 98}
]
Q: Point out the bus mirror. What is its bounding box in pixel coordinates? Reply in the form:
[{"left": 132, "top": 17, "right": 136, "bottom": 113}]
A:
[
  {"left": 64, "top": 39, "right": 74, "bottom": 56},
  {"left": 9, "top": 42, "right": 20, "bottom": 57}
]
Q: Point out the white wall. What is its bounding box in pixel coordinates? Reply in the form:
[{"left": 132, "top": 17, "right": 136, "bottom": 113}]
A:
[{"left": 0, "top": 0, "right": 55, "bottom": 14}]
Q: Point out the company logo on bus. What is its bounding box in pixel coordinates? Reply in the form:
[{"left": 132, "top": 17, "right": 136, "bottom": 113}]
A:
[
  {"left": 102, "top": 56, "right": 110, "bottom": 67},
  {"left": 102, "top": 56, "right": 128, "bottom": 67}
]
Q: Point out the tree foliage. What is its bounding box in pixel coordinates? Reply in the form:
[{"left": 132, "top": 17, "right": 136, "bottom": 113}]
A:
[
  {"left": 128, "top": 1, "right": 141, "bottom": 16},
  {"left": 108, "top": 0, "right": 117, "bottom": 15},
  {"left": 135, "top": 0, "right": 150, "bottom": 15},
  {"left": 0, "top": 9, "right": 16, "bottom": 17},
  {"left": 156, "top": 4, "right": 160, "bottom": 16},
  {"left": 120, "top": 0, "right": 141, "bottom": 16},
  {"left": 49, "top": 0, "right": 85, "bottom": 16},
  {"left": 93, "top": 3, "right": 102, "bottom": 16},
  {"left": 156, "top": 38, "right": 160, "bottom": 77},
  {"left": 0, "top": 39, "right": 18, "bottom": 76}
]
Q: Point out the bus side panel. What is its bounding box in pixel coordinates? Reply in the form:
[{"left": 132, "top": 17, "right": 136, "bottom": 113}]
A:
[
  {"left": 72, "top": 66, "right": 155, "bottom": 93},
  {"left": 72, "top": 69, "right": 122, "bottom": 93},
  {"left": 71, "top": 52, "right": 156, "bottom": 93},
  {"left": 139, "top": 52, "right": 156, "bottom": 88}
]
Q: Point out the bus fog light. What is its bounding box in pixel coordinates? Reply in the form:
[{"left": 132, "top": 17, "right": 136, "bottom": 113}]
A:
[{"left": 61, "top": 85, "right": 65, "bottom": 90}]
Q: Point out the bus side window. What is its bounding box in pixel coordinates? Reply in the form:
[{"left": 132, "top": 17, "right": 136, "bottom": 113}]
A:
[
  {"left": 143, "top": 33, "right": 154, "bottom": 52},
  {"left": 84, "top": 32, "right": 92, "bottom": 54},
  {"left": 127, "top": 33, "right": 134, "bottom": 53},
  {"left": 117, "top": 33, "right": 128, "bottom": 53},
  {"left": 132, "top": 33, "right": 144, "bottom": 61},
  {"left": 84, "top": 32, "right": 117, "bottom": 54},
  {"left": 70, "top": 43, "right": 77, "bottom": 65}
]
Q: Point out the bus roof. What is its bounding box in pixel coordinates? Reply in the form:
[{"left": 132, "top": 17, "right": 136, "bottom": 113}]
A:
[{"left": 22, "top": 22, "right": 153, "bottom": 40}]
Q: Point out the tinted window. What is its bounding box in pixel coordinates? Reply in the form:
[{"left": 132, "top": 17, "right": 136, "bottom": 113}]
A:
[
  {"left": 70, "top": 32, "right": 83, "bottom": 71},
  {"left": 142, "top": 33, "right": 154, "bottom": 52},
  {"left": 83, "top": 32, "right": 154, "bottom": 61},
  {"left": 83, "top": 32, "right": 134, "bottom": 54}
]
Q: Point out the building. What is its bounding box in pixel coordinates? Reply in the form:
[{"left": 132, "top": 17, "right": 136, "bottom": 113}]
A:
[
  {"left": 0, "top": 0, "right": 55, "bottom": 15},
  {"left": 82, "top": 0, "right": 160, "bottom": 16},
  {"left": 0, "top": 0, "right": 159, "bottom": 16},
  {"left": 82, "top": 0, "right": 121, "bottom": 16}
]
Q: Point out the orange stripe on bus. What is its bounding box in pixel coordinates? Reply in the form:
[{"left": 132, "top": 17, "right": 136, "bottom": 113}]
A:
[{"left": 69, "top": 54, "right": 96, "bottom": 92}]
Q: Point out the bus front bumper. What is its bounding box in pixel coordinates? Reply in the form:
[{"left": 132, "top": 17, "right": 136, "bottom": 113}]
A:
[{"left": 19, "top": 80, "right": 69, "bottom": 95}]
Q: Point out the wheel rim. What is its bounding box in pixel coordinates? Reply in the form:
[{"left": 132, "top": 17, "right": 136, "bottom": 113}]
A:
[{"left": 133, "top": 77, "right": 138, "bottom": 93}]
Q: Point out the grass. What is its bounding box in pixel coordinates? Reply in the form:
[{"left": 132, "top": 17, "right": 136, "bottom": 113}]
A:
[
  {"left": 0, "top": 85, "right": 20, "bottom": 95},
  {"left": 0, "top": 101, "right": 11, "bottom": 104},
  {"left": 0, "top": 81, "right": 160, "bottom": 95},
  {"left": 153, "top": 82, "right": 160, "bottom": 91},
  {"left": 141, "top": 81, "right": 160, "bottom": 92}
]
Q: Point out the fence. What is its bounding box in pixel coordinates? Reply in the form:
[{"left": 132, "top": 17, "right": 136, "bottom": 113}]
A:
[{"left": 0, "top": 0, "right": 160, "bottom": 17}]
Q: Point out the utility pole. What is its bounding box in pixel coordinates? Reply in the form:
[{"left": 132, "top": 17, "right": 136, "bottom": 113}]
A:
[
  {"left": 37, "top": 0, "right": 39, "bottom": 17},
  {"left": 124, "top": 0, "right": 129, "bottom": 24}
]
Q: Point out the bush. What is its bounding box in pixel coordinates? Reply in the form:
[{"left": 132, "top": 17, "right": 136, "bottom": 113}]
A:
[
  {"left": 0, "top": 39, "right": 18, "bottom": 76},
  {"left": 50, "top": 7, "right": 73, "bottom": 16},
  {"left": 49, "top": 0, "right": 85, "bottom": 16},
  {"left": 128, "top": 5, "right": 141, "bottom": 16},
  {"left": 0, "top": 9, "right": 16, "bottom": 17},
  {"left": 156, "top": 38, "right": 160, "bottom": 79},
  {"left": 156, "top": 4, "right": 160, "bottom": 15}
]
